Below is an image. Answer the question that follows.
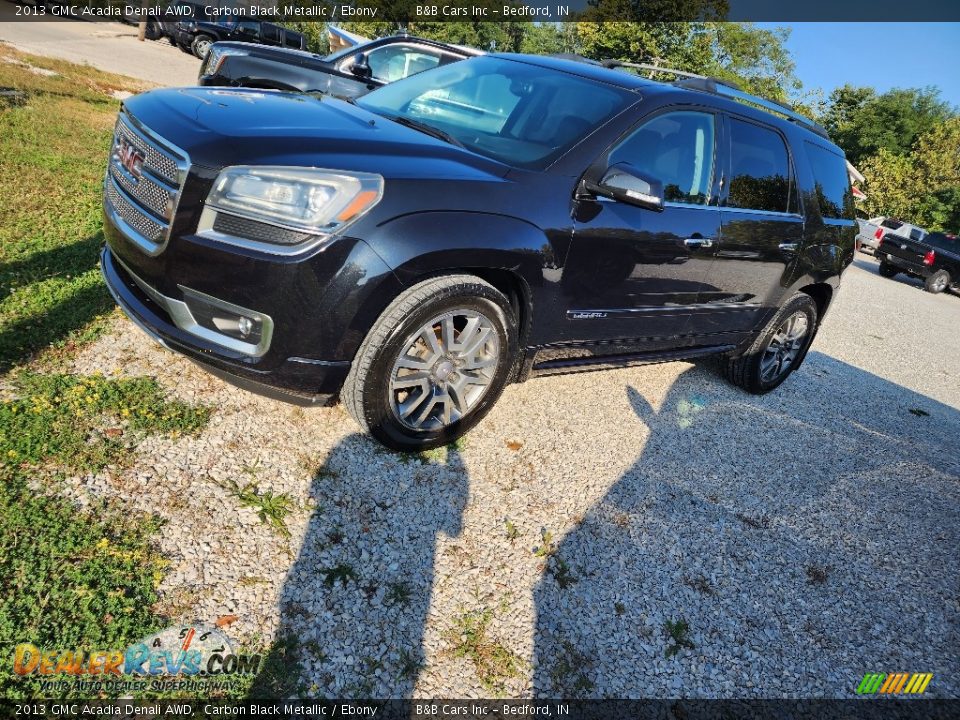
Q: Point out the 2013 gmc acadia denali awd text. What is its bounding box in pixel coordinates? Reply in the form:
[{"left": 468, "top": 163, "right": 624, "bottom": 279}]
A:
[{"left": 100, "top": 54, "right": 857, "bottom": 450}]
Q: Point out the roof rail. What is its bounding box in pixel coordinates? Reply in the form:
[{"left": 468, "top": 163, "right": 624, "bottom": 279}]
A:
[{"left": 601, "top": 59, "right": 830, "bottom": 140}]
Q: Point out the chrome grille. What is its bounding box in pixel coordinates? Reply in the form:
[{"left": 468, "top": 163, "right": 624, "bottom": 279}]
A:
[
  {"left": 104, "top": 110, "right": 189, "bottom": 256},
  {"left": 105, "top": 179, "right": 165, "bottom": 244},
  {"left": 113, "top": 114, "right": 181, "bottom": 185},
  {"left": 109, "top": 161, "right": 175, "bottom": 219}
]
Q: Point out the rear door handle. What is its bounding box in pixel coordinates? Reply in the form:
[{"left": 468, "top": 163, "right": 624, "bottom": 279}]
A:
[{"left": 684, "top": 238, "right": 714, "bottom": 248}]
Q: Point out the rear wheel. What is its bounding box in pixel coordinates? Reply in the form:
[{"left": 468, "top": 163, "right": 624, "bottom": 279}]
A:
[
  {"left": 723, "top": 293, "right": 818, "bottom": 394},
  {"left": 924, "top": 270, "right": 950, "bottom": 294},
  {"left": 342, "top": 275, "right": 517, "bottom": 451},
  {"left": 878, "top": 261, "right": 898, "bottom": 278}
]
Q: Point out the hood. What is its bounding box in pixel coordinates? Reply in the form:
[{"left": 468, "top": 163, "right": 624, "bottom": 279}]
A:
[{"left": 121, "top": 87, "right": 510, "bottom": 181}]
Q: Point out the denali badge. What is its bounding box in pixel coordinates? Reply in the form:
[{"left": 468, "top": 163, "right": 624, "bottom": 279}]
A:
[
  {"left": 116, "top": 136, "right": 144, "bottom": 180},
  {"left": 570, "top": 311, "right": 608, "bottom": 319}
]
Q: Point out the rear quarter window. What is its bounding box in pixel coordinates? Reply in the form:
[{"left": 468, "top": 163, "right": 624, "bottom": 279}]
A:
[{"left": 804, "top": 142, "right": 854, "bottom": 220}]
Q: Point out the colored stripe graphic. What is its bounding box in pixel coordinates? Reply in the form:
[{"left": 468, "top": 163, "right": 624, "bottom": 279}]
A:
[
  {"left": 856, "top": 673, "right": 886, "bottom": 694},
  {"left": 857, "top": 672, "right": 932, "bottom": 695}
]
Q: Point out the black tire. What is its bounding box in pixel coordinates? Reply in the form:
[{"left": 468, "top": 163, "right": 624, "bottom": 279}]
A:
[
  {"left": 723, "top": 293, "right": 818, "bottom": 395},
  {"left": 342, "top": 275, "right": 518, "bottom": 452},
  {"left": 924, "top": 270, "right": 950, "bottom": 294},
  {"left": 191, "top": 34, "right": 215, "bottom": 60},
  {"left": 144, "top": 21, "right": 162, "bottom": 41},
  {"left": 878, "top": 261, "right": 898, "bottom": 278}
]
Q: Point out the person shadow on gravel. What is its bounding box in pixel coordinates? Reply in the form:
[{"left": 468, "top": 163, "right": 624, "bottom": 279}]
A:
[
  {"left": 249, "top": 433, "right": 468, "bottom": 699},
  {"left": 531, "top": 359, "right": 960, "bottom": 698}
]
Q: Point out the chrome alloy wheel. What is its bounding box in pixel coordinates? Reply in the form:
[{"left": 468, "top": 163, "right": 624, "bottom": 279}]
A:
[
  {"left": 931, "top": 274, "right": 948, "bottom": 292},
  {"left": 759, "top": 310, "right": 809, "bottom": 383},
  {"left": 389, "top": 309, "right": 500, "bottom": 431}
]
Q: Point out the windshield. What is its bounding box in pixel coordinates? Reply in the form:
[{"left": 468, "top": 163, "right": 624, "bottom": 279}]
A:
[{"left": 356, "top": 56, "right": 636, "bottom": 169}]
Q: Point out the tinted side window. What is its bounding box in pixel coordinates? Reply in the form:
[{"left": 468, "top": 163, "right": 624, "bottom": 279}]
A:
[
  {"left": 805, "top": 142, "right": 853, "bottom": 219},
  {"left": 366, "top": 45, "right": 443, "bottom": 83},
  {"left": 261, "top": 24, "right": 279, "bottom": 42},
  {"left": 727, "top": 119, "right": 792, "bottom": 213},
  {"left": 926, "top": 233, "right": 959, "bottom": 252},
  {"left": 881, "top": 218, "right": 903, "bottom": 230},
  {"left": 609, "top": 111, "right": 716, "bottom": 205}
]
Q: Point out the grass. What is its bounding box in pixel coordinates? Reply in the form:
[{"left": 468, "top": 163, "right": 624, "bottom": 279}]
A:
[
  {"left": 664, "top": 618, "right": 696, "bottom": 658},
  {"left": 0, "top": 47, "right": 150, "bottom": 372},
  {"left": 1, "top": 372, "right": 210, "bottom": 471},
  {"left": 322, "top": 563, "right": 358, "bottom": 588},
  {"left": 0, "top": 372, "right": 210, "bottom": 698},
  {"left": 548, "top": 640, "right": 595, "bottom": 697},
  {"left": 385, "top": 581, "right": 412, "bottom": 606},
  {"left": 445, "top": 607, "right": 523, "bottom": 695},
  {"left": 217, "top": 477, "right": 296, "bottom": 539}
]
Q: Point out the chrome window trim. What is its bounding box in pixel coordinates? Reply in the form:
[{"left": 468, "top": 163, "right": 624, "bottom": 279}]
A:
[
  {"left": 111, "top": 252, "right": 273, "bottom": 358},
  {"left": 718, "top": 205, "right": 804, "bottom": 220}
]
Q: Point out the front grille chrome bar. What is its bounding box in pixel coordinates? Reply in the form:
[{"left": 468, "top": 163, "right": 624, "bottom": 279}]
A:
[{"left": 104, "top": 109, "right": 190, "bottom": 256}]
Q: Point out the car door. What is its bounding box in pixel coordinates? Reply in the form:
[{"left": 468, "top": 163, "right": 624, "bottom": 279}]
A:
[
  {"left": 701, "top": 115, "right": 804, "bottom": 335},
  {"left": 565, "top": 108, "right": 723, "bottom": 348}
]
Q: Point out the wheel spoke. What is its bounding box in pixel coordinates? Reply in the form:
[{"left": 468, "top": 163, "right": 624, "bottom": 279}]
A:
[
  {"left": 441, "top": 317, "right": 456, "bottom": 352},
  {"left": 392, "top": 372, "right": 431, "bottom": 390},
  {"left": 396, "top": 355, "right": 432, "bottom": 372}
]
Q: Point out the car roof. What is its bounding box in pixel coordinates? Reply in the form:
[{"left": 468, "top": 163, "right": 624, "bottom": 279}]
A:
[{"left": 492, "top": 53, "right": 842, "bottom": 152}]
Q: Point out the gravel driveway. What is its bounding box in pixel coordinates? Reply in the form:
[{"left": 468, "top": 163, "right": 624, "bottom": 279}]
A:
[{"left": 67, "top": 256, "right": 960, "bottom": 698}]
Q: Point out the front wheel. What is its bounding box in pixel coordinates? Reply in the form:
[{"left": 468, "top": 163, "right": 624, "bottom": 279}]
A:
[
  {"left": 191, "top": 34, "right": 214, "bottom": 60},
  {"left": 723, "top": 293, "right": 818, "bottom": 394},
  {"left": 342, "top": 275, "right": 518, "bottom": 451},
  {"left": 924, "top": 270, "right": 950, "bottom": 294}
]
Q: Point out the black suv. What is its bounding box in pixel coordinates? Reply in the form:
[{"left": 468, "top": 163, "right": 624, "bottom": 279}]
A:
[
  {"left": 175, "top": 18, "right": 307, "bottom": 59},
  {"left": 100, "top": 55, "right": 856, "bottom": 450}
]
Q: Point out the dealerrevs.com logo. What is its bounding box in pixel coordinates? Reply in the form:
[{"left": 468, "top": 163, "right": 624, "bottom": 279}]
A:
[{"left": 13, "top": 623, "right": 261, "bottom": 693}]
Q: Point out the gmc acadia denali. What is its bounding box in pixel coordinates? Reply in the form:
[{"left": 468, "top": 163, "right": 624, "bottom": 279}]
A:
[{"left": 100, "top": 54, "right": 856, "bottom": 450}]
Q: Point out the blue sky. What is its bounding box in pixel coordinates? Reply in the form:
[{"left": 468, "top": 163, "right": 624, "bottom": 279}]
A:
[{"left": 757, "top": 23, "right": 960, "bottom": 107}]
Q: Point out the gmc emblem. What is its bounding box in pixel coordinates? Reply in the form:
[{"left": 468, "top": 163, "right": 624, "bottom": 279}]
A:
[{"left": 116, "top": 136, "right": 144, "bottom": 180}]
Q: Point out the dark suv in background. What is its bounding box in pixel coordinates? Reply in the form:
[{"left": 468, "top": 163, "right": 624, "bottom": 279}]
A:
[
  {"left": 176, "top": 18, "right": 307, "bottom": 59},
  {"left": 100, "top": 54, "right": 856, "bottom": 450}
]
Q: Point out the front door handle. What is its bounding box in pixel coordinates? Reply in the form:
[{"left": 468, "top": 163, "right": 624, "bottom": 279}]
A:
[{"left": 684, "top": 237, "right": 714, "bottom": 249}]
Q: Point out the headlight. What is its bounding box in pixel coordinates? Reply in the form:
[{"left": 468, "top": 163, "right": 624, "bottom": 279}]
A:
[
  {"left": 206, "top": 166, "right": 383, "bottom": 236},
  {"left": 200, "top": 45, "right": 247, "bottom": 78}
]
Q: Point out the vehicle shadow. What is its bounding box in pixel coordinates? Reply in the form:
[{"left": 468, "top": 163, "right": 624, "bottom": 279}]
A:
[
  {"left": 0, "top": 230, "right": 113, "bottom": 371},
  {"left": 248, "top": 434, "right": 469, "bottom": 698},
  {"left": 531, "top": 352, "right": 960, "bottom": 698},
  {"left": 0, "top": 232, "right": 113, "bottom": 372}
]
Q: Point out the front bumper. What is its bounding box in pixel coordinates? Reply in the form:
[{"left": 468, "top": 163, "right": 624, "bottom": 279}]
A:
[{"left": 101, "top": 246, "right": 347, "bottom": 405}]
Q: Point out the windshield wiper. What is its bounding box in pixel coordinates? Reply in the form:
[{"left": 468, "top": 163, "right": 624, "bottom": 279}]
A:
[{"left": 386, "top": 114, "right": 466, "bottom": 149}]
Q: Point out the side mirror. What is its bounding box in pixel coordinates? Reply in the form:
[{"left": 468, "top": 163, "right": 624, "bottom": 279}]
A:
[
  {"left": 586, "top": 163, "right": 664, "bottom": 212},
  {"left": 351, "top": 53, "right": 372, "bottom": 78}
]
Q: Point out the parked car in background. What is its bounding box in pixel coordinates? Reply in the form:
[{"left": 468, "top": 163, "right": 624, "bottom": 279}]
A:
[
  {"left": 199, "top": 35, "right": 481, "bottom": 99},
  {"left": 100, "top": 54, "right": 855, "bottom": 450},
  {"left": 876, "top": 231, "right": 960, "bottom": 294},
  {"left": 175, "top": 18, "right": 307, "bottom": 60},
  {"left": 857, "top": 216, "right": 927, "bottom": 254}
]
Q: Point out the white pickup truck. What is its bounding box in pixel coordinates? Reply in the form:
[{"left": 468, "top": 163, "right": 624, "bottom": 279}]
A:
[{"left": 857, "top": 217, "right": 928, "bottom": 254}]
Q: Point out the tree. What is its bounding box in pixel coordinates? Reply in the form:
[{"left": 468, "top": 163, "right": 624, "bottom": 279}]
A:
[
  {"left": 823, "top": 85, "right": 955, "bottom": 166},
  {"left": 861, "top": 118, "right": 960, "bottom": 232}
]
